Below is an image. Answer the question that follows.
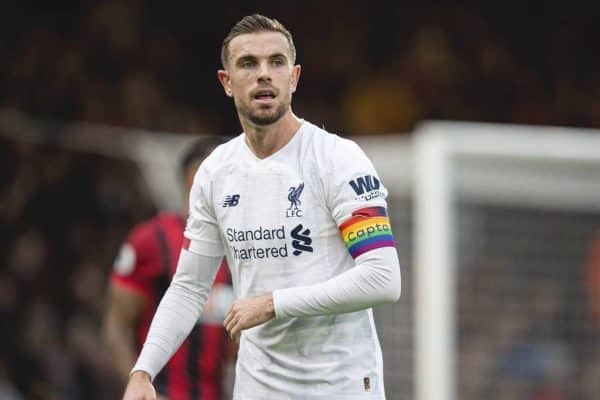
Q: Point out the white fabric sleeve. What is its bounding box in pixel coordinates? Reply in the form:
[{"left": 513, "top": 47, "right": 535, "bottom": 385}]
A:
[
  {"left": 272, "top": 135, "right": 400, "bottom": 319},
  {"left": 131, "top": 249, "right": 222, "bottom": 380},
  {"left": 272, "top": 246, "right": 400, "bottom": 318},
  {"left": 326, "top": 137, "right": 388, "bottom": 226},
  {"left": 184, "top": 160, "right": 224, "bottom": 257}
]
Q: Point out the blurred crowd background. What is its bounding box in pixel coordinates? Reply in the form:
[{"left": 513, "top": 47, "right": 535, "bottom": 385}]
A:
[
  {"left": 1, "top": 1, "right": 600, "bottom": 399},
  {"left": 0, "top": 137, "right": 154, "bottom": 399},
  {"left": 1, "top": 1, "right": 600, "bottom": 136}
]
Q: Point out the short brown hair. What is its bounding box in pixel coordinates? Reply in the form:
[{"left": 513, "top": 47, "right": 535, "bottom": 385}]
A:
[{"left": 220, "top": 14, "right": 296, "bottom": 68}]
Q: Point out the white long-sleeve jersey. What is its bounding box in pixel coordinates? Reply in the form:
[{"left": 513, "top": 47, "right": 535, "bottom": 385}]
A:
[{"left": 136, "top": 119, "right": 401, "bottom": 399}]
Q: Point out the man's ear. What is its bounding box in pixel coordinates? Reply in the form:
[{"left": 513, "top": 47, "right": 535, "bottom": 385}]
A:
[
  {"left": 290, "top": 64, "right": 301, "bottom": 94},
  {"left": 217, "top": 70, "right": 233, "bottom": 97}
]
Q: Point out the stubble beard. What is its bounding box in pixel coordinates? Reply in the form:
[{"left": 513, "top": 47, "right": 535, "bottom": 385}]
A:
[{"left": 237, "top": 96, "right": 289, "bottom": 126}]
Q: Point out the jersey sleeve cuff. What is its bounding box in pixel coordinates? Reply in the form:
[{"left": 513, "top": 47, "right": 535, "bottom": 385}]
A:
[
  {"left": 272, "top": 287, "right": 299, "bottom": 319},
  {"left": 272, "top": 288, "right": 288, "bottom": 319}
]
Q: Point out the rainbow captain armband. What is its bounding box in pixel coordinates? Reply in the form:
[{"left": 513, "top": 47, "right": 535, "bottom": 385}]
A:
[{"left": 339, "top": 206, "right": 395, "bottom": 258}]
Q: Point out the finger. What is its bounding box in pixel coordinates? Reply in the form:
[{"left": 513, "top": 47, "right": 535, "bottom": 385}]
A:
[
  {"left": 225, "top": 314, "right": 237, "bottom": 335},
  {"left": 226, "top": 322, "right": 237, "bottom": 341},
  {"left": 229, "top": 320, "right": 241, "bottom": 340},
  {"left": 223, "top": 307, "right": 235, "bottom": 328}
]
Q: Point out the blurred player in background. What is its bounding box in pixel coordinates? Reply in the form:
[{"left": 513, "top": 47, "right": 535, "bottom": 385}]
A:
[
  {"left": 103, "top": 136, "right": 235, "bottom": 400},
  {"left": 124, "top": 14, "right": 401, "bottom": 400}
]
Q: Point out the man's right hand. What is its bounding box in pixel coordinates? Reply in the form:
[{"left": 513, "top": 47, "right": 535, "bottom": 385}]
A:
[{"left": 123, "top": 371, "right": 156, "bottom": 400}]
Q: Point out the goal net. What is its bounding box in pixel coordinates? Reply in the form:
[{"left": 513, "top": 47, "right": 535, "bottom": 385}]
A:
[{"left": 413, "top": 121, "right": 600, "bottom": 400}]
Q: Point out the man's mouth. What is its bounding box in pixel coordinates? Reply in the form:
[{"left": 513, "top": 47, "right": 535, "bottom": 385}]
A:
[{"left": 253, "top": 90, "right": 276, "bottom": 101}]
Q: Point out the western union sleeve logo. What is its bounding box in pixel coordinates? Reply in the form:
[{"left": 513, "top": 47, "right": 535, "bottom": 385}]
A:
[{"left": 339, "top": 206, "right": 395, "bottom": 258}]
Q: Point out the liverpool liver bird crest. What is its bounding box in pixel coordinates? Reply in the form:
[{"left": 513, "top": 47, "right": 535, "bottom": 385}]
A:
[{"left": 288, "top": 183, "right": 304, "bottom": 210}]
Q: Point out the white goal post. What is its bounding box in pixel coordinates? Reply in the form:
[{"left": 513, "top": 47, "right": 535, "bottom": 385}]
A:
[{"left": 413, "top": 121, "right": 600, "bottom": 400}]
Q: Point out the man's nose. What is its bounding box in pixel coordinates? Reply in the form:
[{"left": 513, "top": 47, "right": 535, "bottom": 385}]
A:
[{"left": 257, "top": 61, "right": 271, "bottom": 82}]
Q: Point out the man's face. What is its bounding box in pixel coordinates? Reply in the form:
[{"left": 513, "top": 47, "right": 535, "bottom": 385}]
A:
[{"left": 218, "top": 31, "right": 301, "bottom": 126}]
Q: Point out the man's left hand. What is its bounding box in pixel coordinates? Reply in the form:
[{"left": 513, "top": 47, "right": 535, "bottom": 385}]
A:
[{"left": 224, "top": 293, "right": 275, "bottom": 342}]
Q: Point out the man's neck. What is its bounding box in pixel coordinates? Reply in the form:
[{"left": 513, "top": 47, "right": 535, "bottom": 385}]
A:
[{"left": 241, "top": 111, "right": 302, "bottom": 159}]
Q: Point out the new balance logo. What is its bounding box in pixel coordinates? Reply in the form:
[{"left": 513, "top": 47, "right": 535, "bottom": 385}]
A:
[
  {"left": 223, "top": 194, "right": 240, "bottom": 207},
  {"left": 349, "top": 175, "right": 380, "bottom": 195},
  {"left": 291, "top": 224, "right": 313, "bottom": 256}
]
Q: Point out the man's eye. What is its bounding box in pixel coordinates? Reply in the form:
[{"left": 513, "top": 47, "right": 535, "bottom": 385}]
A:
[
  {"left": 272, "top": 59, "right": 284, "bottom": 66},
  {"left": 241, "top": 60, "right": 255, "bottom": 68}
]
